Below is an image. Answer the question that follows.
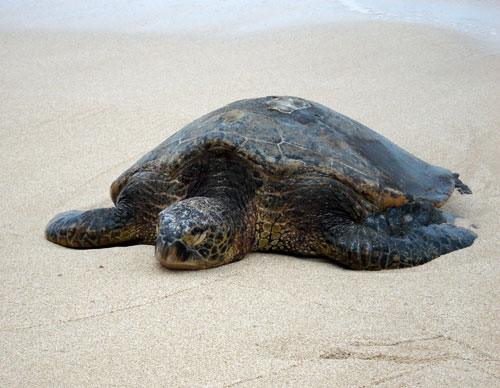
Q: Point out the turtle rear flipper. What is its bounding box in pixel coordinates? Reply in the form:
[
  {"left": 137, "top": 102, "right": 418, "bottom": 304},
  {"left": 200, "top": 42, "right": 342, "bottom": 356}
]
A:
[
  {"left": 452, "top": 173, "right": 472, "bottom": 195},
  {"left": 325, "top": 202, "right": 477, "bottom": 270},
  {"left": 45, "top": 206, "right": 139, "bottom": 248}
]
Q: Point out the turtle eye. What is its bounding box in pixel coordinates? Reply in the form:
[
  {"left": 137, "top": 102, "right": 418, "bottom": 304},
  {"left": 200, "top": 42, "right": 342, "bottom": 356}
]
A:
[{"left": 184, "top": 230, "right": 208, "bottom": 247}]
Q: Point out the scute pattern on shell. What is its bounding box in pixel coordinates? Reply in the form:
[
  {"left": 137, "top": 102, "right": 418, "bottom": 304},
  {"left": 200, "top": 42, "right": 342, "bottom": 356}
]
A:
[{"left": 112, "top": 96, "right": 454, "bottom": 209}]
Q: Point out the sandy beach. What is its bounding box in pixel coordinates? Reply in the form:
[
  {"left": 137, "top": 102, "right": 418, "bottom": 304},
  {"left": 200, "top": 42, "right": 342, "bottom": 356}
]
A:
[{"left": 1, "top": 2, "right": 500, "bottom": 387}]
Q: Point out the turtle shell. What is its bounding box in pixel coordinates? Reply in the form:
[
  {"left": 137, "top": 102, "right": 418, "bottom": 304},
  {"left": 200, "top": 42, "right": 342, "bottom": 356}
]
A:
[{"left": 111, "top": 96, "right": 456, "bottom": 209}]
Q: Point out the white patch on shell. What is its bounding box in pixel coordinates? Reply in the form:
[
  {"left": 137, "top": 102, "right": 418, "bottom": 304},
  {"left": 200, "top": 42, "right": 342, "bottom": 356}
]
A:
[{"left": 266, "top": 96, "right": 311, "bottom": 114}]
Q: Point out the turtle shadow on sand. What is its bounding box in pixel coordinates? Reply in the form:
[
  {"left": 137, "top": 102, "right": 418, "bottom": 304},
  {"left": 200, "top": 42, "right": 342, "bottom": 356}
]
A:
[{"left": 46, "top": 96, "right": 476, "bottom": 270}]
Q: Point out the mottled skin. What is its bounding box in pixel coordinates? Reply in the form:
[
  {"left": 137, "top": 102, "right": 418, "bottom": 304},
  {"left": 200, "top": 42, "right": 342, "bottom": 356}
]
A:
[{"left": 46, "top": 96, "right": 476, "bottom": 270}]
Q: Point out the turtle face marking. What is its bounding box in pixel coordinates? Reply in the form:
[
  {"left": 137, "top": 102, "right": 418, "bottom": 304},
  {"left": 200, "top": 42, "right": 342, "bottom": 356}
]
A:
[
  {"left": 266, "top": 96, "right": 311, "bottom": 114},
  {"left": 155, "top": 197, "right": 234, "bottom": 269}
]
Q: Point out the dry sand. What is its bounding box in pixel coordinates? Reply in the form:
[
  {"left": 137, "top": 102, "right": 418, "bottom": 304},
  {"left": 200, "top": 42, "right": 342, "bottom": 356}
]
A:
[{"left": 1, "top": 21, "right": 499, "bottom": 387}]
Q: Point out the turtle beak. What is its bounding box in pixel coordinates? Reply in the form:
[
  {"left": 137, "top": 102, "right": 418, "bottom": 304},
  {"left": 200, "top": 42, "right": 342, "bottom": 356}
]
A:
[{"left": 155, "top": 239, "right": 203, "bottom": 269}]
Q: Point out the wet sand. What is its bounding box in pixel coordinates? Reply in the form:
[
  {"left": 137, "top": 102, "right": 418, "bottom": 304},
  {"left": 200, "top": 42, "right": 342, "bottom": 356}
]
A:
[{"left": 1, "top": 21, "right": 499, "bottom": 387}]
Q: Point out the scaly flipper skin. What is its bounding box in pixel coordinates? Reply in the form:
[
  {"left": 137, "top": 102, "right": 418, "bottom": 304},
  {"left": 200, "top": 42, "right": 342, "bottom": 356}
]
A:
[
  {"left": 45, "top": 206, "right": 139, "bottom": 248},
  {"left": 323, "top": 202, "right": 477, "bottom": 270}
]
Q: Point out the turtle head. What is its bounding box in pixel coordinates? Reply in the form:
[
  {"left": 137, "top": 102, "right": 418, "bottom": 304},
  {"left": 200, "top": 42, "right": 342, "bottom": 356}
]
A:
[{"left": 155, "top": 197, "right": 235, "bottom": 269}]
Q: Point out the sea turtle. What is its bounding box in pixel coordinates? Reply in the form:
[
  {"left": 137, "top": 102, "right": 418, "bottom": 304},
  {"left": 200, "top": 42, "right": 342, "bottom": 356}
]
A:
[{"left": 46, "top": 96, "right": 476, "bottom": 270}]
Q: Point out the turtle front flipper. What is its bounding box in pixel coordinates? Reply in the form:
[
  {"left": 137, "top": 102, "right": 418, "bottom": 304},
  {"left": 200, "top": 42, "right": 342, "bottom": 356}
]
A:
[
  {"left": 46, "top": 206, "right": 139, "bottom": 248},
  {"left": 324, "top": 202, "right": 477, "bottom": 270}
]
